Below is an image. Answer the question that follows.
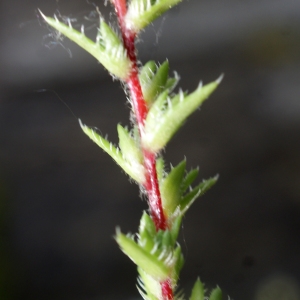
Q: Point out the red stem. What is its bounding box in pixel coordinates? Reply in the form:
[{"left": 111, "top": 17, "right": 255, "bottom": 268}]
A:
[
  {"left": 112, "top": 0, "right": 166, "bottom": 231},
  {"left": 112, "top": 0, "right": 173, "bottom": 298},
  {"left": 161, "top": 279, "right": 174, "bottom": 300}
]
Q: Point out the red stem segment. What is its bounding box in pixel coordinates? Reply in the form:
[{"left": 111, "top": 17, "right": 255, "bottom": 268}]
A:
[
  {"left": 112, "top": 0, "right": 166, "bottom": 230},
  {"left": 112, "top": 0, "right": 172, "bottom": 298},
  {"left": 143, "top": 150, "right": 167, "bottom": 231},
  {"left": 161, "top": 279, "right": 174, "bottom": 300}
]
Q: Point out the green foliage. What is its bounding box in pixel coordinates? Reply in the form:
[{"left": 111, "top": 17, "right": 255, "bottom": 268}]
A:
[
  {"left": 143, "top": 76, "right": 222, "bottom": 152},
  {"left": 139, "top": 60, "right": 178, "bottom": 106},
  {"left": 189, "top": 279, "right": 223, "bottom": 300},
  {"left": 39, "top": 11, "right": 131, "bottom": 79},
  {"left": 79, "top": 120, "right": 145, "bottom": 184},
  {"left": 209, "top": 287, "right": 223, "bottom": 300},
  {"left": 159, "top": 159, "right": 218, "bottom": 218},
  {"left": 126, "top": 0, "right": 183, "bottom": 32},
  {"left": 189, "top": 278, "right": 205, "bottom": 300},
  {"left": 116, "top": 212, "right": 184, "bottom": 299},
  {"left": 41, "top": 0, "right": 227, "bottom": 299}
]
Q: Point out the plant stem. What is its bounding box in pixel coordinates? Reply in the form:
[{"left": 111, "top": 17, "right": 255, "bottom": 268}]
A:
[
  {"left": 161, "top": 279, "right": 173, "bottom": 300},
  {"left": 143, "top": 150, "right": 167, "bottom": 231},
  {"left": 112, "top": 0, "right": 173, "bottom": 298},
  {"left": 112, "top": 0, "right": 166, "bottom": 231}
]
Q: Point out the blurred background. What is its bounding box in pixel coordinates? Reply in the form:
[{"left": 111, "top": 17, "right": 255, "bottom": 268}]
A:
[{"left": 1, "top": 0, "right": 300, "bottom": 299}]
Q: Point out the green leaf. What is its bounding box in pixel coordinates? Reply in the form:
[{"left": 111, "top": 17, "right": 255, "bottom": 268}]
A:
[
  {"left": 156, "top": 156, "right": 165, "bottom": 184},
  {"left": 172, "top": 245, "right": 184, "bottom": 280},
  {"left": 180, "top": 175, "right": 219, "bottom": 214},
  {"left": 117, "top": 124, "right": 143, "bottom": 164},
  {"left": 39, "top": 11, "right": 130, "bottom": 79},
  {"left": 145, "top": 89, "right": 169, "bottom": 126},
  {"left": 170, "top": 215, "right": 182, "bottom": 245},
  {"left": 140, "top": 61, "right": 179, "bottom": 106},
  {"left": 98, "top": 19, "right": 121, "bottom": 48},
  {"left": 209, "top": 287, "right": 222, "bottom": 300},
  {"left": 160, "top": 160, "right": 186, "bottom": 217},
  {"left": 161, "top": 230, "right": 173, "bottom": 248},
  {"left": 126, "top": 0, "right": 183, "bottom": 32},
  {"left": 165, "top": 75, "right": 179, "bottom": 91},
  {"left": 142, "top": 61, "right": 170, "bottom": 105},
  {"left": 139, "top": 212, "right": 156, "bottom": 237},
  {"left": 143, "top": 76, "right": 223, "bottom": 152},
  {"left": 189, "top": 278, "right": 205, "bottom": 300},
  {"left": 138, "top": 267, "right": 162, "bottom": 300},
  {"left": 79, "top": 120, "right": 145, "bottom": 183},
  {"left": 139, "top": 61, "right": 157, "bottom": 85},
  {"left": 116, "top": 230, "right": 169, "bottom": 280},
  {"left": 138, "top": 212, "right": 156, "bottom": 252},
  {"left": 181, "top": 168, "right": 199, "bottom": 192},
  {"left": 139, "top": 226, "right": 155, "bottom": 252}
]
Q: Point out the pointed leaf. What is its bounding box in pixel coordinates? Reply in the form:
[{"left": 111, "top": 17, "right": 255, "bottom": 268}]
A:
[
  {"left": 79, "top": 120, "right": 145, "bottom": 183},
  {"left": 40, "top": 11, "right": 130, "bottom": 79},
  {"left": 138, "top": 267, "right": 162, "bottom": 300},
  {"left": 117, "top": 124, "right": 143, "bottom": 164},
  {"left": 180, "top": 175, "right": 219, "bottom": 214},
  {"left": 156, "top": 156, "right": 165, "bottom": 184},
  {"left": 143, "top": 76, "right": 223, "bottom": 152},
  {"left": 161, "top": 230, "right": 173, "bottom": 248},
  {"left": 165, "top": 75, "right": 179, "bottom": 92},
  {"left": 144, "top": 89, "right": 169, "bottom": 132},
  {"left": 181, "top": 168, "right": 199, "bottom": 192},
  {"left": 138, "top": 212, "right": 156, "bottom": 251},
  {"left": 142, "top": 61, "right": 170, "bottom": 104},
  {"left": 116, "top": 230, "right": 169, "bottom": 280},
  {"left": 172, "top": 245, "right": 184, "bottom": 280},
  {"left": 209, "top": 287, "right": 222, "bottom": 300},
  {"left": 170, "top": 215, "right": 182, "bottom": 245},
  {"left": 98, "top": 19, "right": 121, "bottom": 48},
  {"left": 126, "top": 0, "right": 183, "bottom": 32},
  {"left": 189, "top": 278, "right": 205, "bottom": 300},
  {"left": 139, "top": 226, "right": 155, "bottom": 252},
  {"left": 139, "top": 61, "right": 157, "bottom": 85},
  {"left": 139, "top": 212, "right": 156, "bottom": 237},
  {"left": 161, "top": 160, "right": 186, "bottom": 216}
]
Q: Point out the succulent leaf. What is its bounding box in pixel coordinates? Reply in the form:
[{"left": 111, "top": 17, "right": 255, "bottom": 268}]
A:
[
  {"left": 189, "top": 278, "right": 205, "bottom": 300},
  {"left": 126, "top": 0, "right": 183, "bottom": 32},
  {"left": 143, "top": 76, "right": 223, "bottom": 152},
  {"left": 79, "top": 120, "right": 145, "bottom": 183},
  {"left": 39, "top": 11, "right": 130, "bottom": 79}
]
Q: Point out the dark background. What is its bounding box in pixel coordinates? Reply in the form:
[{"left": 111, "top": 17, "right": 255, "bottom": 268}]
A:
[{"left": 1, "top": 0, "right": 300, "bottom": 299}]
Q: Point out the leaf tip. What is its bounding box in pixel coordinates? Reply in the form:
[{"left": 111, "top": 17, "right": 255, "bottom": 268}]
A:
[
  {"left": 216, "top": 73, "right": 224, "bottom": 85},
  {"left": 38, "top": 9, "right": 48, "bottom": 21}
]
